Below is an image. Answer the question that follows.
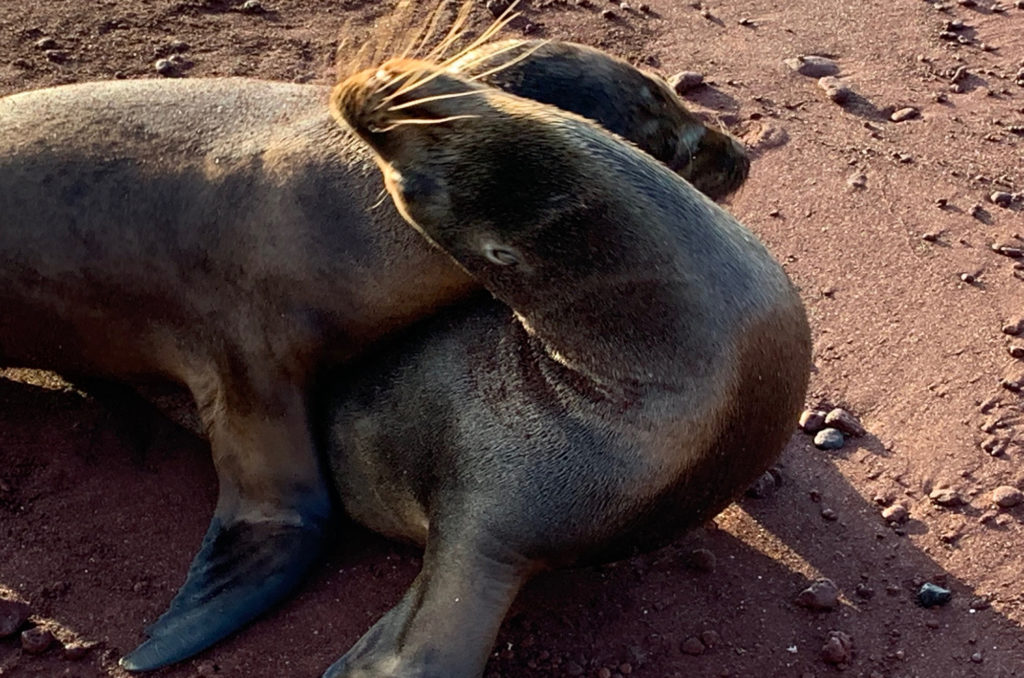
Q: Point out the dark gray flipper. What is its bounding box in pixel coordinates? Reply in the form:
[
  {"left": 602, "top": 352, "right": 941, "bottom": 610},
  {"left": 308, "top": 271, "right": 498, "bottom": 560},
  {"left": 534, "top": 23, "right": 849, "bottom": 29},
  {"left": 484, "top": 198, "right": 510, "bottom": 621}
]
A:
[{"left": 120, "top": 379, "right": 331, "bottom": 671}]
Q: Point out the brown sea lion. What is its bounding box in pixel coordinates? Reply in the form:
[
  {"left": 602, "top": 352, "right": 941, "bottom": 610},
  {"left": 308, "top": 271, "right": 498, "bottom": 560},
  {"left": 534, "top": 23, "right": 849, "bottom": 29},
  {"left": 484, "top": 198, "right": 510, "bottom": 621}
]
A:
[
  {"left": 320, "top": 58, "right": 810, "bottom": 678},
  {"left": 0, "top": 39, "right": 748, "bottom": 670}
]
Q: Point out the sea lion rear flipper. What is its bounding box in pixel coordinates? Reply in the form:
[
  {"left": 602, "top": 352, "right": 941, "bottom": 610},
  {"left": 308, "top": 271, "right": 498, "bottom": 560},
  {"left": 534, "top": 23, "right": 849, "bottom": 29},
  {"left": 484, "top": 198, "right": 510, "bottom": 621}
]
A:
[
  {"left": 322, "top": 523, "right": 530, "bottom": 678},
  {"left": 120, "top": 381, "right": 331, "bottom": 671}
]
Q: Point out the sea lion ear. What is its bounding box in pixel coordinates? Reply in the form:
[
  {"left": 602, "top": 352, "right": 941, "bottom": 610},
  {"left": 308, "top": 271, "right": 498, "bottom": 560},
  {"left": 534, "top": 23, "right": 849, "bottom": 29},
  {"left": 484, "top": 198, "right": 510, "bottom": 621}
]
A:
[{"left": 480, "top": 238, "right": 521, "bottom": 266}]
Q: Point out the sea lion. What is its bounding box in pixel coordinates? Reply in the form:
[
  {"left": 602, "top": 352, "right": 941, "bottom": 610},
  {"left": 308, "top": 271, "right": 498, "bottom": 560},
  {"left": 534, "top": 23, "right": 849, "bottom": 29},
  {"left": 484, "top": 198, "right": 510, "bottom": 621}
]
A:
[
  {"left": 0, "top": 39, "right": 748, "bottom": 670},
  {"left": 320, "top": 59, "right": 810, "bottom": 678}
]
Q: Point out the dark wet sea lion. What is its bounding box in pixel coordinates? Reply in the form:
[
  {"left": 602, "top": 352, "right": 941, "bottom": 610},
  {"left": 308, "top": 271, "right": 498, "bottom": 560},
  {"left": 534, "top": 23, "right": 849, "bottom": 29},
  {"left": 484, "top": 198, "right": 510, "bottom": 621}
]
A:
[
  {"left": 322, "top": 59, "right": 810, "bottom": 678},
  {"left": 0, "top": 39, "right": 747, "bottom": 670}
]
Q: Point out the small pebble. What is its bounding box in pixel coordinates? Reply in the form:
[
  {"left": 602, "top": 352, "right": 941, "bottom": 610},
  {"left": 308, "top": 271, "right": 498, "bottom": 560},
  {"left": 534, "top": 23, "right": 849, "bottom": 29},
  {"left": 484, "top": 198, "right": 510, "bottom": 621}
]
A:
[
  {"left": 799, "top": 409, "right": 827, "bottom": 433},
  {"left": 20, "top": 627, "right": 54, "bottom": 654},
  {"left": 820, "top": 507, "right": 838, "bottom": 521},
  {"left": 1009, "top": 346, "right": 1024, "bottom": 359},
  {"left": 784, "top": 55, "right": 840, "bottom": 78},
  {"left": 239, "top": 0, "right": 265, "bottom": 13},
  {"left": 813, "top": 428, "right": 845, "bottom": 450},
  {"left": 154, "top": 58, "right": 177, "bottom": 76},
  {"left": 960, "top": 272, "right": 976, "bottom": 284},
  {"left": 882, "top": 504, "right": 909, "bottom": 524},
  {"left": 700, "top": 630, "right": 720, "bottom": 647},
  {"left": 669, "top": 71, "right": 704, "bottom": 95},
  {"left": 63, "top": 642, "right": 94, "bottom": 661},
  {"left": 796, "top": 579, "right": 840, "bottom": 611},
  {"left": 681, "top": 636, "right": 706, "bottom": 655},
  {"left": 746, "top": 469, "right": 780, "bottom": 498},
  {"left": 922, "top": 232, "right": 939, "bottom": 242},
  {"left": 601, "top": 8, "right": 617, "bottom": 19},
  {"left": 951, "top": 66, "right": 969, "bottom": 82},
  {"left": 992, "top": 485, "right": 1023, "bottom": 508},
  {"left": 817, "top": 76, "right": 852, "bottom": 103},
  {"left": 855, "top": 583, "right": 875, "bottom": 599},
  {"left": 890, "top": 107, "right": 920, "bottom": 122},
  {"left": 0, "top": 599, "right": 31, "bottom": 638},
  {"left": 991, "top": 191, "right": 1014, "bottom": 207},
  {"left": 846, "top": 172, "right": 867, "bottom": 189},
  {"left": 971, "top": 651, "right": 983, "bottom": 663},
  {"left": 33, "top": 37, "right": 58, "bottom": 50},
  {"left": 821, "top": 631, "right": 853, "bottom": 665},
  {"left": 688, "top": 548, "right": 717, "bottom": 572},
  {"left": 917, "top": 582, "right": 952, "bottom": 607},
  {"left": 824, "top": 408, "right": 865, "bottom": 436},
  {"left": 1002, "top": 319, "right": 1023, "bottom": 335},
  {"left": 929, "top": 487, "right": 963, "bottom": 506}
]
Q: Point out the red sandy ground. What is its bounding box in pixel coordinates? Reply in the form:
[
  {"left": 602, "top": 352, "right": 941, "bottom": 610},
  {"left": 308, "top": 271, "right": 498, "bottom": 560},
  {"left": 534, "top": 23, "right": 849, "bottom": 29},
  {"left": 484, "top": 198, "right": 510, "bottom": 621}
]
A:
[{"left": 1, "top": 1, "right": 1022, "bottom": 677}]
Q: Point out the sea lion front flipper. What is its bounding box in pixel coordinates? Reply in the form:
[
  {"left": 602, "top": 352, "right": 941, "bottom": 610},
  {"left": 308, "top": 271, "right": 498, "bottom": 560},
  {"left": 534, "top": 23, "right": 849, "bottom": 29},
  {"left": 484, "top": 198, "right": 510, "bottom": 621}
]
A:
[
  {"left": 322, "top": 524, "right": 530, "bottom": 678},
  {"left": 120, "top": 380, "right": 331, "bottom": 671}
]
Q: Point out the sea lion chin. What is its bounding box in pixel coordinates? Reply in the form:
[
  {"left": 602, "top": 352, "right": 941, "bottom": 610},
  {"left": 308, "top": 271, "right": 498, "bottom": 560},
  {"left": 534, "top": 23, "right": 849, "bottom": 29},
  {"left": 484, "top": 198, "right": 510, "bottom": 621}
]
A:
[{"left": 320, "top": 60, "right": 810, "bottom": 678}]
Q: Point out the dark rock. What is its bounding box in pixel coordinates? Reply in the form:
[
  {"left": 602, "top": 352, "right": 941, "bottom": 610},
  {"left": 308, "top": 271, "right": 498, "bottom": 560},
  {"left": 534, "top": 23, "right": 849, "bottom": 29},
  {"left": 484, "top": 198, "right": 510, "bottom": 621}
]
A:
[
  {"left": 20, "top": 627, "right": 54, "bottom": 654},
  {"left": 813, "top": 428, "right": 845, "bottom": 450},
  {"left": 917, "top": 582, "right": 952, "bottom": 607},
  {"left": 681, "top": 636, "right": 705, "bottom": 655},
  {"left": 821, "top": 631, "right": 853, "bottom": 665},
  {"left": 800, "top": 409, "right": 828, "bottom": 433},
  {"left": 0, "top": 599, "right": 31, "bottom": 638},
  {"left": 688, "top": 548, "right": 717, "bottom": 572},
  {"left": 796, "top": 579, "right": 840, "bottom": 611}
]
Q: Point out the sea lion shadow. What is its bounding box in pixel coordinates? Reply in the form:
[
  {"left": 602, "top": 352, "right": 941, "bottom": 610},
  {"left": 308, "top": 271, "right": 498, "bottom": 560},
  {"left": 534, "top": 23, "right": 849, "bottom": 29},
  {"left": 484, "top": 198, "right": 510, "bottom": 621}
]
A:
[{"left": 682, "top": 86, "right": 741, "bottom": 115}]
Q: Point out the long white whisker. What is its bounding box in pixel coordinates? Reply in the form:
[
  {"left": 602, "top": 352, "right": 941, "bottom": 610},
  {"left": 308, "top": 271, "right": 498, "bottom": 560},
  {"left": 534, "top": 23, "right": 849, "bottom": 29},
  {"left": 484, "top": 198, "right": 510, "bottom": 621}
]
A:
[
  {"left": 467, "top": 39, "right": 550, "bottom": 82},
  {"left": 387, "top": 88, "right": 488, "bottom": 112},
  {"left": 426, "top": 0, "right": 475, "bottom": 60},
  {"left": 373, "top": 114, "right": 479, "bottom": 132}
]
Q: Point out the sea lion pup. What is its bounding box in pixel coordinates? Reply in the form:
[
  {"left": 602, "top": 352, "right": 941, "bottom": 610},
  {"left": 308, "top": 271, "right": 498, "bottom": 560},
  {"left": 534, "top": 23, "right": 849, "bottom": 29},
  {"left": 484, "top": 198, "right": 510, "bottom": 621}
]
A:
[
  {"left": 0, "top": 39, "right": 748, "bottom": 670},
  {"left": 323, "top": 60, "right": 810, "bottom": 678}
]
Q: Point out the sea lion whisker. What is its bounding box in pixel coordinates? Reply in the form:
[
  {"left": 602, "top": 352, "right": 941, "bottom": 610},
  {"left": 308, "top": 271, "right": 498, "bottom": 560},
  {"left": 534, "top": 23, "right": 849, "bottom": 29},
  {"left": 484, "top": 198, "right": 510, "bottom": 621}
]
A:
[
  {"left": 423, "top": 0, "right": 476, "bottom": 60},
  {"left": 466, "top": 39, "right": 551, "bottom": 82},
  {"left": 386, "top": 88, "right": 490, "bottom": 112},
  {"left": 436, "top": 0, "right": 522, "bottom": 69},
  {"left": 373, "top": 114, "right": 480, "bottom": 132}
]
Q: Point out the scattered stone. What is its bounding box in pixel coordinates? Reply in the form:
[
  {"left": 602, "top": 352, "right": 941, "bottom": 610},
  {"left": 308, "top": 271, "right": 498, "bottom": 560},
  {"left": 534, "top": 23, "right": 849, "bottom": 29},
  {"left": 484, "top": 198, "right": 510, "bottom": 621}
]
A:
[
  {"left": 700, "top": 630, "right": 720, "bottom": 648},
  {"left": 196, "top": 660, "right": 218, "bottom": 676},
  {"left": 992, "top": 244, "right": 1024, "bottom": 258},
  {"left": 979, "top": 509, "right": 999, "bottom": 524},
  {"left": 154, "top": 58, "right": 176, "bottom": 76},
  {"left": 1002, "top": 319, "right": 1023, "bottom": 335},
  {"left": 820, "top": 507, "right": 838, "bottom": 521},
  {"left": 796, "top": 579, "right": 840, "bottom": 611},
  {"left": 0, "top": 599, "right": 31, "bottom": 638},
  {"left": 890, "top": 107, "right": 920, "bottom": 122},
  {"left": 681, "top": 636, "right": 706, "bottom": 655},
  {"left": 814, "top": 428, "right": 845, "bottom": 450},
  {"left": 746, "top": 469, "right": 781, "bottom": 498},
  {"left": 63, "top": 642, "right": 95, "bottom": 661},
  {"left": 669, "top": 71, "right": 704, "bottom": 95},
  {"left": 971, "top": 651, "right": 983, "bottom": 663},
  {"left": 784, "top": 55, "right": 840, "bottom": 78},
  {"left": 815, "top": 76, "right": 853, "bottom": 103},
  {"left": 951, "top": 65, "right": 969, "bottom": 83},
  {"left": 821, "top": 631, "right": 853, "bottom": 665},
  {"left": 824, "top": 408, "right": 865, "bottom": 437},
  {"left": 969, "top": 596, "right": 992, "bottom": 611},
  {"left": 960, "top": 272, "right": 976, "bottom": 284},
  {"left": 600, "top": 8, "right": 617, "bottom": 19},
  {"left": 44, "top": 49, "right": 70, "bottom": 64},
  {"left": 929, "top": 487, "right": 963, "bottom": 506},
  {"left": 846, "top": 172, "right": 868, "bottom": 189},
  {"left": 738, "top": 17, "right": 755, "bottom": 26},
  {"left": 688, "top": 548, "right": 717, "bottom": 572},
  {"left": 991, "top": 191, "right": 1014, "bottom": 207},
  {"left": 20, "top": 627, "right": 54, "bottom": 654},
  {"left": 855, "top": 583, "right": 875, "bottom": 599},
  {"left": 882, "top": 504, "right": 909, "bottom": 524},
  {"left": 917, "top": 582, "right": 952, "bottom": 607},
  {"left": 992, "top": 485, "right": 1023, "bottom": 508},
  {"left": 922, "top": 232, "right": 939, "bottom": 242},
  {"left": 33, "top": 37, "right": 58, "bottom": 50},
  {"left": 1009, "top": 346, "right": 1024, "bottom": 359},
  {"left": 638, "top": 3, "right": 651, "bottom": 12},
  {"left": 239, "top": 0, "right": 265, "bottom": 13},
  {"left": 799, "top": 409, "right": 828, "bottom": 433}
]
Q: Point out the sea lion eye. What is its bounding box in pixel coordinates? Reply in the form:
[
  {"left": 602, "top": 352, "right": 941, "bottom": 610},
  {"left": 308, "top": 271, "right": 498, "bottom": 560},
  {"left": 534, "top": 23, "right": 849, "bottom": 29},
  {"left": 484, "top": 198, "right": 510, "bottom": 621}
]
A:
[{"left": 482, "top": 243, "right": 520, "bottom": 266}]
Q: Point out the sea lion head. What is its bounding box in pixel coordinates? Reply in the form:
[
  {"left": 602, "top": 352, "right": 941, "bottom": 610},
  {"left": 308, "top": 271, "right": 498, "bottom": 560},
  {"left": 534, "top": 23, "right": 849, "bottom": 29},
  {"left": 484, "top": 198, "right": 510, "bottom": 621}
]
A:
[
  {"left": 331, "top": 58, "right": 707, "bottom": 299},
  {"left": 453, "top": 40, "right": 750, "bottom": 201}
]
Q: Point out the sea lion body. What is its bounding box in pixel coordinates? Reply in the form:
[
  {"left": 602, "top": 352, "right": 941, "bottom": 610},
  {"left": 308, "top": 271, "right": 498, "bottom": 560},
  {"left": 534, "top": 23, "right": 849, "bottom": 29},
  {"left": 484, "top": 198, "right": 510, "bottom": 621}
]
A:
[
  {"left": 0, "top": 40, "right": 748, "bottom": 671},
  {"left": 323, "top": 60, "right": 810, "bottom": 678}
]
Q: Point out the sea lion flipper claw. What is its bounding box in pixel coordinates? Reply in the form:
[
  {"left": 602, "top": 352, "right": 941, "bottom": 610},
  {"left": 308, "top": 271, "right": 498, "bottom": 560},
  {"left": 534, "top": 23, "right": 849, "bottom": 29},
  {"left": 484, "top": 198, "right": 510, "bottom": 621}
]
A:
[{"left": 121, "top": 382, "right": 331, "bottom": 671}]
